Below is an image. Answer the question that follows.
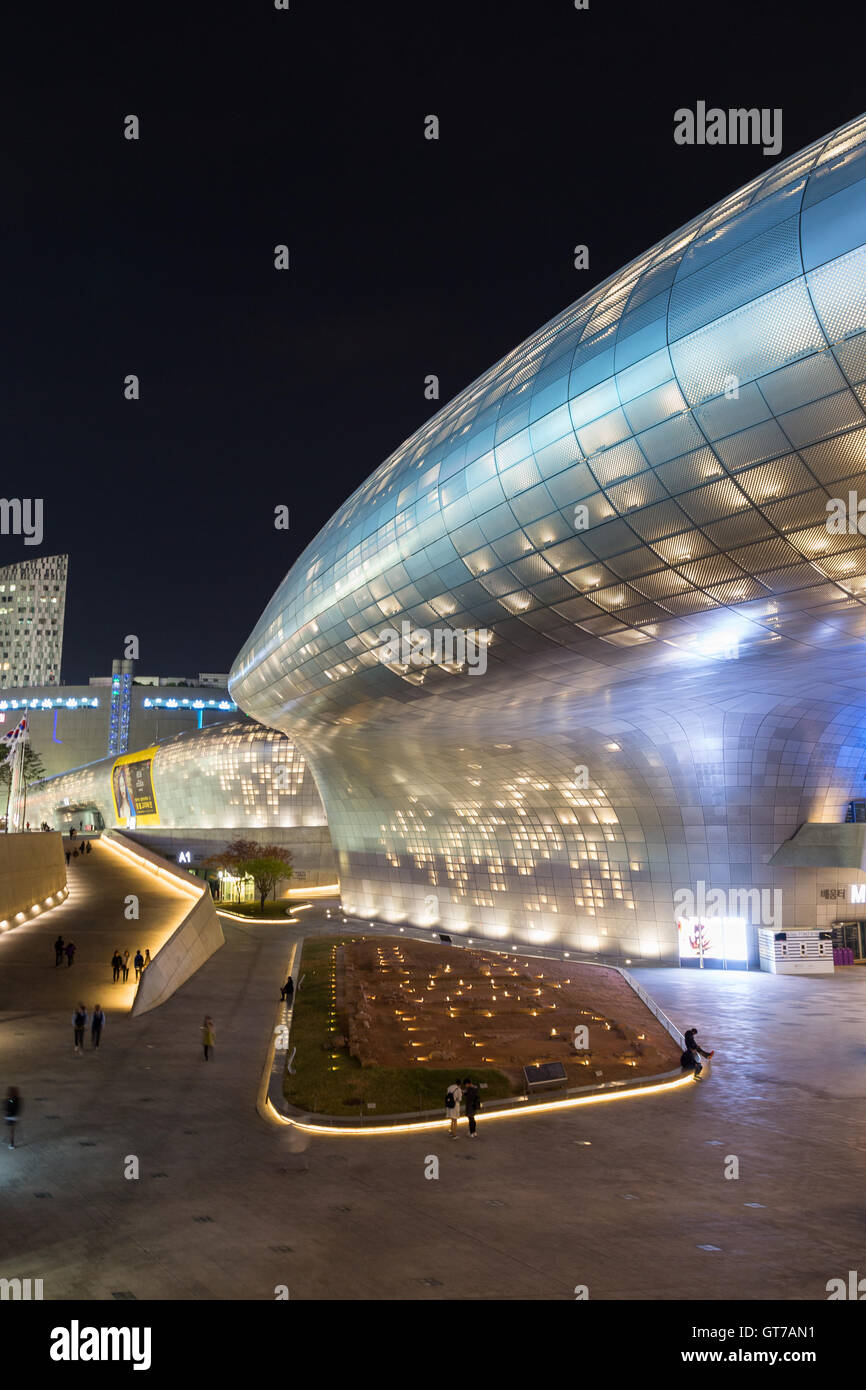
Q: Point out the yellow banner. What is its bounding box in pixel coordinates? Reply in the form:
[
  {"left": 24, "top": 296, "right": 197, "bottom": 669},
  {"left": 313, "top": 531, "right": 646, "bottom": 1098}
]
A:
[{"left": 111, "top": 748, "right": 160, "bottom": 827}]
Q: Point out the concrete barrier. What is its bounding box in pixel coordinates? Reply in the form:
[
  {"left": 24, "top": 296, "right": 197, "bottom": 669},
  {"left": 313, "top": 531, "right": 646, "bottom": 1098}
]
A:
[
  {"left": 103, "top": 831, "right": 225, "bottom": 1016},
  {"left": 0, "top": 832, "right": 67, "bottom": 929}
]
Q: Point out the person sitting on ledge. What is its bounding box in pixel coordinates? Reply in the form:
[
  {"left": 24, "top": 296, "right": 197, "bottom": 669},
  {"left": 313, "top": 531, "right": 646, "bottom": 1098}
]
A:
[{"left": 681, "top": 1027, "right": 714, "bottom": 1079}]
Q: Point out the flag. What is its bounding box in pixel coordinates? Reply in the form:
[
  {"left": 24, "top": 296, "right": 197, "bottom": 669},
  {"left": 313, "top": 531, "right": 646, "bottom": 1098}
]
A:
[{"left": 1, "top": 718, "right": 28, "bottom": 767}]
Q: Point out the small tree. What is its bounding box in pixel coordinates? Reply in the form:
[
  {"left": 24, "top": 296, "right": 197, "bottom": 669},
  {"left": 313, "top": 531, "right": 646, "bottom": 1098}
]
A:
[
  {"left": 205, "top": 839, "right": 293, "bottom": 912},
  {"left": 237, "top": 851, "right": 294, "bottom": 913}
]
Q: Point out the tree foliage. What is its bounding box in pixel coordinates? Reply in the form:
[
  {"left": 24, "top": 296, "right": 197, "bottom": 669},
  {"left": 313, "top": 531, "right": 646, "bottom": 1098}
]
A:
[
  {"left": 0, "top": 743, "right": 46, "bottom": 790},
  {"left": 204, "top": 838, "right": 293, "bottom": 911}
]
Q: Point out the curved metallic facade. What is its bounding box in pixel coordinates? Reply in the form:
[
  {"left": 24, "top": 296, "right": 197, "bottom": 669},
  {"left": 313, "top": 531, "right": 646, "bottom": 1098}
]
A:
[
  {"left": 27, "top": 720, "right": 329, "bottom": 833},
  {"left": 231, "top": 114, "right": 866, "bottom": 959}
]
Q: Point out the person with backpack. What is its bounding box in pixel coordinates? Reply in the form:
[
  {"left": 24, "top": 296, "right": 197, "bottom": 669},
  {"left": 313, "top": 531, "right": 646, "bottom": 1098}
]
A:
[
  {"left": 462, "top": 1077, "right": 481, "bottom": 1137},
  {"left": 445, "top": 1079, "right": 462, "bottom": 1137},
  {"left": 133, "top": 950, "right": 144, "bottom": 981},
  {"left": 72, "top": 1004, "right": 87, "bottom": 1054},
  {"left": 91, "top": 1005, "right": 106, "bottom": 1049},
  {"left": 5, "top": 1087, "right": 21, "bottom": 1148},
  {"left": 54, "top": 934, "right": 65, "bottom": 966},
  {"left": 681, "top": 1026, "right": 715, "bottom": 1079}
]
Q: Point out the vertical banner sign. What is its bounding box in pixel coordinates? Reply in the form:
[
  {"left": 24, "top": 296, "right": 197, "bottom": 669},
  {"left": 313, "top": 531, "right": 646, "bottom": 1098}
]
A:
[{"left": 111, "top": 748, "right": 160, "bottom": 826}]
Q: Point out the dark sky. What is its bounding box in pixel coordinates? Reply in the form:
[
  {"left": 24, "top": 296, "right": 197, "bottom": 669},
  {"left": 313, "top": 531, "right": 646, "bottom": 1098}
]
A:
[{"left": 1, "top": 0, "right": 860, "bottom": 683}]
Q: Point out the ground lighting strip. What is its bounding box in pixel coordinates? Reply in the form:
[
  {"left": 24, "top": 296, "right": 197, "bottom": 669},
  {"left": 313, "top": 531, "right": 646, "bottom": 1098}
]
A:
[{"left": 266, "top": 1065, "right": 696, "bottom": 1136}]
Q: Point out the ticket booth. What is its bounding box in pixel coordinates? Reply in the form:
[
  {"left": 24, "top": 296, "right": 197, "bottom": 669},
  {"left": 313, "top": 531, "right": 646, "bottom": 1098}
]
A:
[{"left": 758, "top": 929, "right": 834, "bottom": 975}]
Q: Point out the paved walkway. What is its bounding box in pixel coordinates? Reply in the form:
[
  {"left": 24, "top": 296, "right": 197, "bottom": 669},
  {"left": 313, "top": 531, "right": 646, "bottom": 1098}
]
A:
[{"left": 1, "top": 889, "right": 864, "bottom": 1300}]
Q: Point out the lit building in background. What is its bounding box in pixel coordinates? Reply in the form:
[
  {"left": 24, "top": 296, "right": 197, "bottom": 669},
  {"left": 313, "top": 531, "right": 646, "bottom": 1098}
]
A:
[
  {"left": 0, "top": 671, "right": 238, "bottom": 779},
  {"left": 26, "top": 720, "right": 336, "bottom": 890},
  {"left": 230, "top": 114, "right": 866, "bottom": 963},
  {"left": 107, "top": 658, "right": 134, "bottom": 756},
  {"left": 0, "top": 554, "right": 67, "bottom": 688}
]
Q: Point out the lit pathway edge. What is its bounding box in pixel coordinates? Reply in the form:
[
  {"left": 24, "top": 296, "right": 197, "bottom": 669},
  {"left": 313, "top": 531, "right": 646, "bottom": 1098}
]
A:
[
  {"left": 265, "top": 1072, "right": 696, "bottom": 1137},
  {"left": 257, "top": 936, "right": 697, "bottom": 1137},
  {"left": 0, "top": 884, "right": 70, "bottom": 934}
]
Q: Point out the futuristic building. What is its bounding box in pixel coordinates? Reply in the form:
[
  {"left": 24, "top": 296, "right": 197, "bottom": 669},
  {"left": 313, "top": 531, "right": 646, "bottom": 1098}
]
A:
[
  {"left": 25, "top": 721, "right": 337, "bottom": 888},
  {"left": 0, "top": 554, "right": 67, "bottom": 688},
  {"left": 230, "top": 114, "right": 866, "bottom": 962}
]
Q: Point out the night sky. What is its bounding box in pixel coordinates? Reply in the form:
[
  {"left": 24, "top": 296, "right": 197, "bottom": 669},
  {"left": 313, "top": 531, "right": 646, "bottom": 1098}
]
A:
[{"left": 1, "top": 0, "right": 859, "bottom": 683}]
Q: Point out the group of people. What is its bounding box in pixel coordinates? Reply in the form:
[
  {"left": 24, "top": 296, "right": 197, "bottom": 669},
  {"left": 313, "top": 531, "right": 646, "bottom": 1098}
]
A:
[
  {"left": 65, "top": 839, "right": 92, "bottom": 866},
  {"left": 111, "top": 948, "right": 149, "bottom": 982},
  {"left": 445, "top": 1078, "right": 482, "bottom": 1137},
  {"left": 54, "top": 935, "right": 76, "bottom": 967},
  {"left": 71, "top": 1003, "right": 106, "bottom": 1053}
]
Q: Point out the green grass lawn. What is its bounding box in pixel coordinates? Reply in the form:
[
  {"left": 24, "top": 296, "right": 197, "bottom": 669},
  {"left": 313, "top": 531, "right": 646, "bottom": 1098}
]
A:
[
  {"left": 283, "top": 935, "right": 515, "bottom": 1117},
  {"left": 215, "top": 899, "right": 295, "bottom": 917}
]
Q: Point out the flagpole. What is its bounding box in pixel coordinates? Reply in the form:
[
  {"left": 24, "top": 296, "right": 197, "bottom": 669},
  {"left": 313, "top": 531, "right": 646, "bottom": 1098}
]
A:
[{"left": 7, "top": 718, "right": 28, "bottom": 832}]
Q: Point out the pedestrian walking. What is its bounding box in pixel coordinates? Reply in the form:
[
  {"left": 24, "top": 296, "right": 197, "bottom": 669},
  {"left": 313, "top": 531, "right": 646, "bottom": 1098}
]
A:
[
  {"left": 133, "top": 950, "right": 144, "bottom": 981},
  {"left": 5, "top": 1087, "right": 21, "bottom": 1149},
  {"left": 72, "top": 1003, "right": 87, "bottom": 1053},
  {"left": 462, "top": 1077, "right": 481, "bottom": 1137},
  {"left": 445, "top": 1079, "right": 463, "bottom": 1137},
  {"left": 91, "top": 1005, "right": 106, "bottom": 1049},
  {"left": 681, "top": 1026, "right": 715, "bottom": 1080},
  {"left": 85, "top": 840, "right": 92, "bottom": 854},
  {"left": 65, "top": 940, "right": 76, "bottom": 967},
  {"left": 143, "top": 948, "right": 151, "bottom": 969},
  {"left": 65, "top": 850, "right": 71, "bottom": 866},
  {"left": 280, "top": 976, "right": 294, "bottom": 1001},
  {"left": 201, "top": 1015, "right": 215, "bottom": 1061},
  {"left": 111, "top": 950, "right": 122, "bottom": 982},
  {"left": 122, "top": 950, "right": 130, "bottom": 982},
  {"left": 54, "top": 935, "right": 65, "bottom": 966}
]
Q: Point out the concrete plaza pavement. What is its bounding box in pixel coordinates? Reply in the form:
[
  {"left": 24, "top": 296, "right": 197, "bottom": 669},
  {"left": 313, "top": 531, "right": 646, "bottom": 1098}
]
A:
[{"left": 1, "top": 869, "right": 864, "bottom": 1300}]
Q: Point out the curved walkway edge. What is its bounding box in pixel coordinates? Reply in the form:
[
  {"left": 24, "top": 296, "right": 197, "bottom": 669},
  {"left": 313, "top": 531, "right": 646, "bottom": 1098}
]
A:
[{"left": 259, "top": 935, "right": 697, "bottom": 1135}]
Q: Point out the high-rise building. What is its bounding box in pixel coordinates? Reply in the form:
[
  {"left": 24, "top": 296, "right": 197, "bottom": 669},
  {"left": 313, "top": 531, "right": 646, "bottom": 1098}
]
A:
[{"left": 0, "top": 554, "right": 68, "bottom": 689}]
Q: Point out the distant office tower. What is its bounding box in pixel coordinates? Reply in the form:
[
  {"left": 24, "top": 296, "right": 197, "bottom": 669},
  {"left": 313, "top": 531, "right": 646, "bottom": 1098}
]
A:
[{"left": 0, "top": 554, "right": 68, "bottom": 689}]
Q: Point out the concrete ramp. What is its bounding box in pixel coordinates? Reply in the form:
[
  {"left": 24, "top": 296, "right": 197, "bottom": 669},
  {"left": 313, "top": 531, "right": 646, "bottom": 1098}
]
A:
[{"left": 102, "top": 832, "right": 225, "bottom": 1016}]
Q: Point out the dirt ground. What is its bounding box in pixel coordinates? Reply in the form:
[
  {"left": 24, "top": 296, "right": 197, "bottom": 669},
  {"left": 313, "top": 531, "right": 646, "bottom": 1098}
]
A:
[{"left": 338, "top": 938, "right": 681, "bottom": 1087}]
